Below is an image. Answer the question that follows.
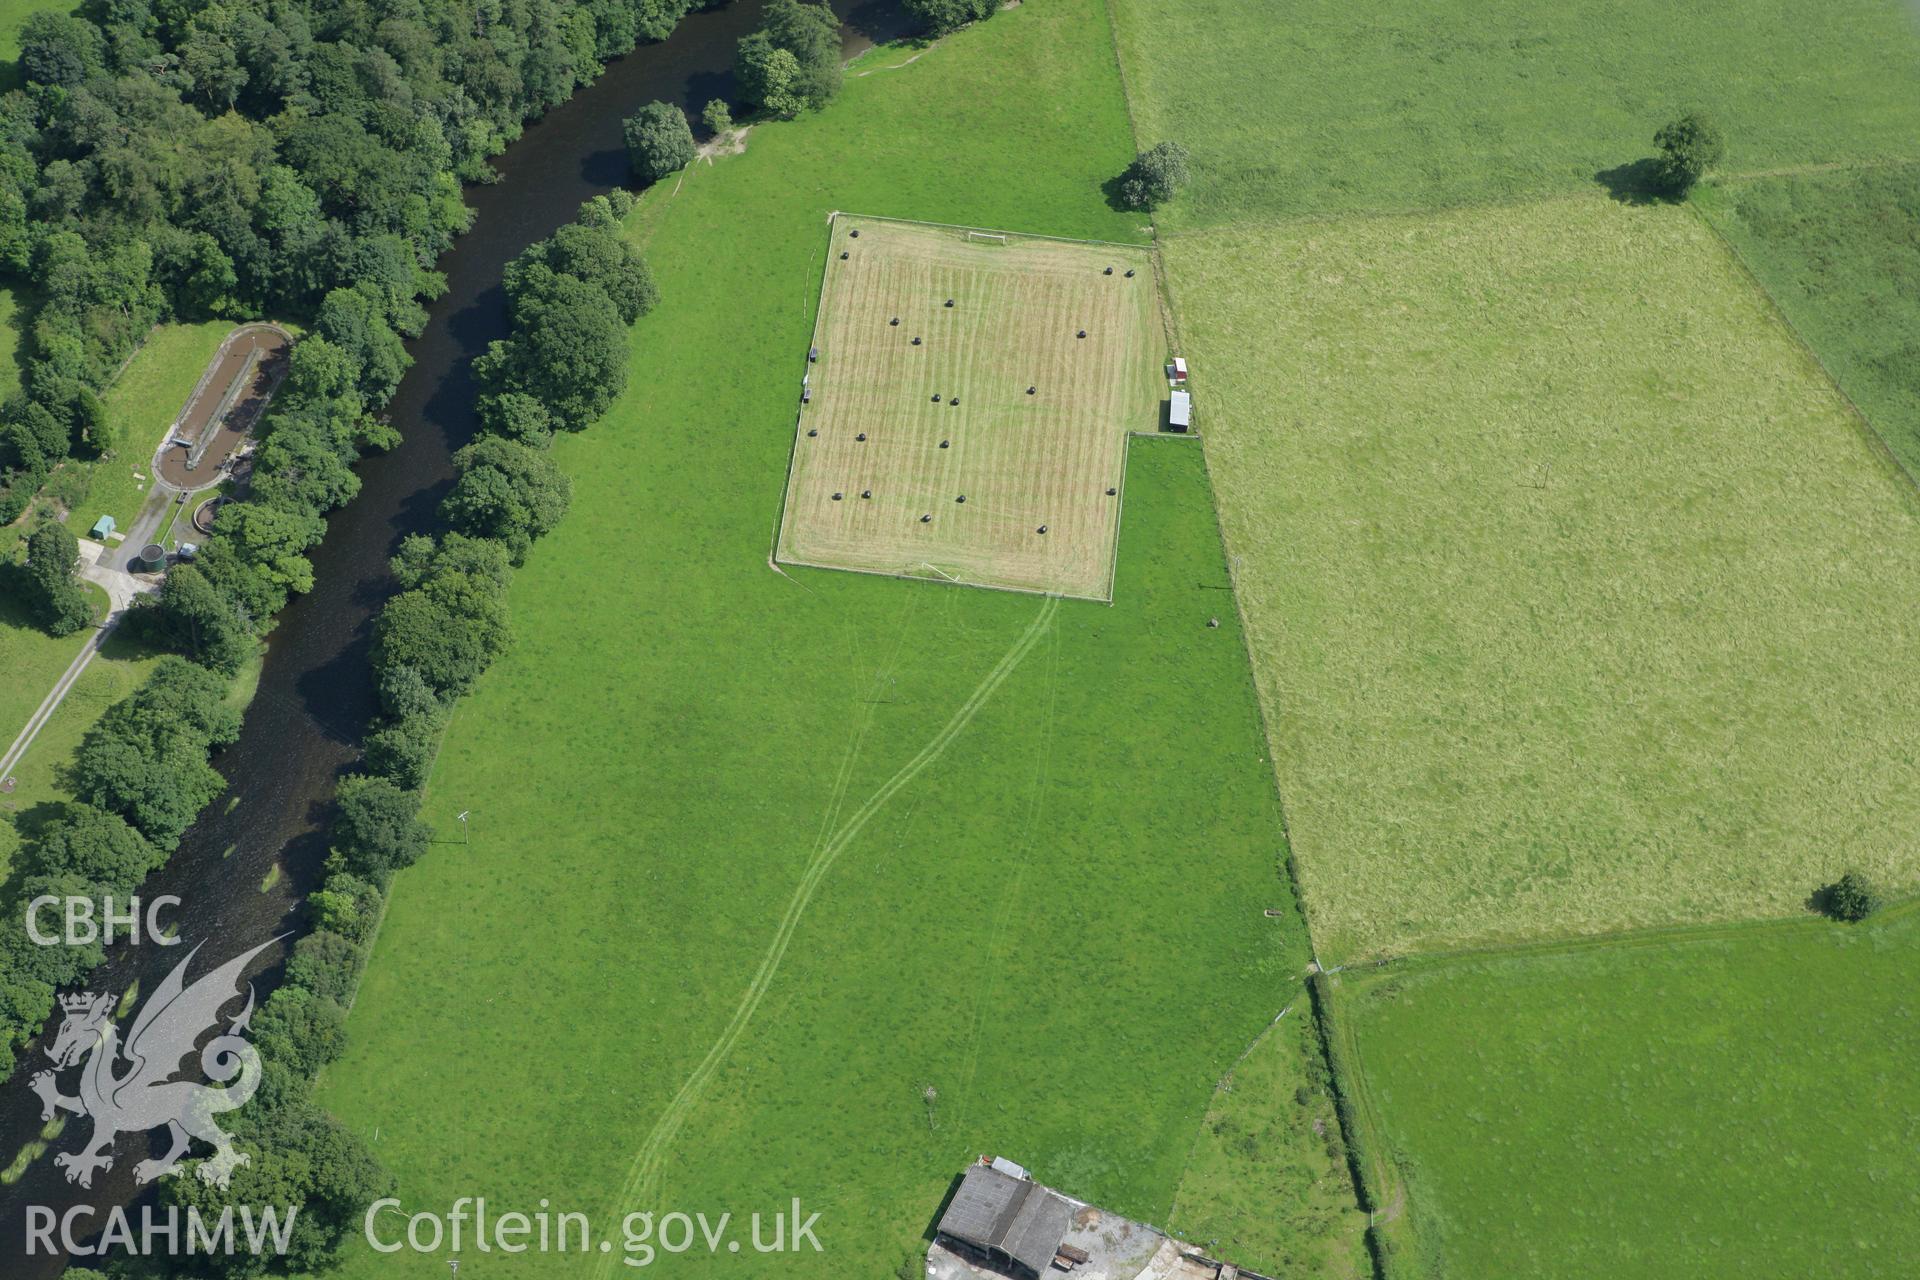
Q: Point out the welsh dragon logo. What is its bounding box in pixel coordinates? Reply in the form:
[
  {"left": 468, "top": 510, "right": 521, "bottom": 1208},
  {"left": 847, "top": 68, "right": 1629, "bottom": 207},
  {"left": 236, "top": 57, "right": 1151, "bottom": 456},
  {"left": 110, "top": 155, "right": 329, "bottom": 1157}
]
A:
[{"left": 30, "top": 937, "right": 279, "bottom": 1191}]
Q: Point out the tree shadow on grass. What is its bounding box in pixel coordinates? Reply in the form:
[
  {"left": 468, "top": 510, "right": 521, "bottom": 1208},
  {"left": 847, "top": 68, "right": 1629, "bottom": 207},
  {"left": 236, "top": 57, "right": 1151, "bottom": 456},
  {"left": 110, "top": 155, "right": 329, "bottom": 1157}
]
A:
[
  {"left": 1594, "top": 157, "right": 1669, "bottom": 205},
  {"left": 1100, "top": 171, "right": 1142, "bottom": 214}
]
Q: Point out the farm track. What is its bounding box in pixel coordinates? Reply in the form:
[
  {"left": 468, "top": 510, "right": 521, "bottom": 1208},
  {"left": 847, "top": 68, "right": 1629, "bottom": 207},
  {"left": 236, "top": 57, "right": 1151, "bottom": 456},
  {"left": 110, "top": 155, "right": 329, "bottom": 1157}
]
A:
[{"left": 589, "top": 596, "right": 1059, "bottom": 1272}]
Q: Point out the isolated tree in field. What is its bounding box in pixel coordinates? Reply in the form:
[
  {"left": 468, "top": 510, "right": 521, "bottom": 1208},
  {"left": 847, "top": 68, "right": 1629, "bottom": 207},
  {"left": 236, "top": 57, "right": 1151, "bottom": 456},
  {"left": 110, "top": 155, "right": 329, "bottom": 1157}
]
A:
[
  {"left": 1118, "top": 140, "right": 1192, "bottom": 210},
  {"left": 702, "top": 99, "right": 733, "bottom": 136},
  {"left": 623, "top": 101, "right": 695, "bottom": 184},
  {"left": 904, "top": 0, "right": 997, "bottom": 35},
  {"left": 25, "top": 519, "right": 92, "bottom": 636},
  {"left": 1823, "top": 870, "right": 1882, "bottom": 923},
  {"left": 1652, "top": 112, "right": 1726, "bottom": 197}
]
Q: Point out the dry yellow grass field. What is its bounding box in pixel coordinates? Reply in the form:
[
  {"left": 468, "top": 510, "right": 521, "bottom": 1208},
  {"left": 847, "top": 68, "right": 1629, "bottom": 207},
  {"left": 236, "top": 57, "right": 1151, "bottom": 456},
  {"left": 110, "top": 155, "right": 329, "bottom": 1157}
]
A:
[
  {"left": 776, "top": 217, "right": 1164, "bottom": 599},
  {"left": 1165, "top": 197, "right": 1920, "bottom": 959}
]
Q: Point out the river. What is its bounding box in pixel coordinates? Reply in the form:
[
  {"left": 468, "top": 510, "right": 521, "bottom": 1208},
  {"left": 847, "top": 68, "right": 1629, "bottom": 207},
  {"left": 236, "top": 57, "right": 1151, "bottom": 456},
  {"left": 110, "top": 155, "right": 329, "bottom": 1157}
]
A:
[{"left": 0, "top": 2, "right": 902, "bottom": 1269}]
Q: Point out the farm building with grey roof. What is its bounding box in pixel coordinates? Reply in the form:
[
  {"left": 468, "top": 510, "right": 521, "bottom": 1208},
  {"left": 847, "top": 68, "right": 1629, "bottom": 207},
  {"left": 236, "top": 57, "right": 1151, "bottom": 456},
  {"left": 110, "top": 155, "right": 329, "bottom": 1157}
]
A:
[{"left": 935, "top": 1161, "right": 1072, "bottom": 1278}]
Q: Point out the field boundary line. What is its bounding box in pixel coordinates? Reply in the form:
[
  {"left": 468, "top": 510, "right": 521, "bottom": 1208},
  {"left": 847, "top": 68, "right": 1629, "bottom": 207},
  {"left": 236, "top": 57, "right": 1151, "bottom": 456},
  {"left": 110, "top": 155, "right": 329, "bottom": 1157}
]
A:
[
  {"left": 1163, "top": 996, "right": 1300, "bottom": 1226},
  {"left": 1145, "top": 151, "right": 1920, "bottom": 240},
  {"left": 776, "top": 550, "right": 1107, "bottom": 603},
  {"left": 1152, "top": 173, "right": 1394, "bottom": 1280},
  {"left": 1150, "top": 257, "right": 1318, "bottom": 948},
  {"left": 765, "top": 213, "right": 840, "bottom": 576},
  {"left": 1688, "top": 197, "right": 1920, "bottom": 503},
  {"left": 832, "top": 209, "right": 1156, "bottom": 251},
  {"left": 1098, "top": 0, "right": 1146, "bottom": 154},
  {"left": 1099, "top": 13, "right": 1382, "bottom": 1268},
  {"left": 1345, "top": 885, "right": 1920, "bottom": 981}
]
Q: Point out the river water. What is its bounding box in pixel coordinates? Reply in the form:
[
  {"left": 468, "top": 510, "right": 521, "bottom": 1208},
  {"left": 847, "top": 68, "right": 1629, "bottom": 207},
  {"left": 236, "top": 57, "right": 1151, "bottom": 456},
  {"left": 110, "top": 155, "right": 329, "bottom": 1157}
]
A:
[{"left": 0, "top": 2, "right": 901, "bottom": 1268}]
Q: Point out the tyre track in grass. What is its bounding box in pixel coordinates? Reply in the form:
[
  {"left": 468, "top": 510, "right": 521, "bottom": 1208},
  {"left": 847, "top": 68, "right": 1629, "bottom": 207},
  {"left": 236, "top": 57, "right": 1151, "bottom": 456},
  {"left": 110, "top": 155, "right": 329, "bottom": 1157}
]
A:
[{"left": 588, "top": 596, "right": 1059, "bottom": 1268}]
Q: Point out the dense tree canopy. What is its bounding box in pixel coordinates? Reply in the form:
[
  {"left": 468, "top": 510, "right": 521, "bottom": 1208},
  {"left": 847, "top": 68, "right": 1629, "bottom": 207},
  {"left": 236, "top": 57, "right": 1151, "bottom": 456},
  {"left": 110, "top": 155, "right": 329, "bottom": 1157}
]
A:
[
  {"left": 28, "top": 803, "right": 162, "bottom": 886},
  {"left": 134, "top": 561, "right": 256, "bottom": 673},
  {"left": 442, "top": 436, "right": 572, "bottom": 562},
  {"left": 735, "top": 1, "right": 840, "bottom": 117},
  {"left": 24, "top": 518, "right": 91, "bottom": 635},
  {"left": 329, "top": 775, "right": 431, "bottom": 882},
  {"left": 0, "top": 0, "right": 700, "bottom": 523},
  {"left": 72, "top": 656, "right": 241, "bottom": 848},
  {"left": 624, "top": 100, "right": 696, "bottom": 183},
  {"left": 904, "top": 0, "right": 999, "bottom": 36},
  {"left": 475, "top": 263, "right": 629, "bottom": 429}
]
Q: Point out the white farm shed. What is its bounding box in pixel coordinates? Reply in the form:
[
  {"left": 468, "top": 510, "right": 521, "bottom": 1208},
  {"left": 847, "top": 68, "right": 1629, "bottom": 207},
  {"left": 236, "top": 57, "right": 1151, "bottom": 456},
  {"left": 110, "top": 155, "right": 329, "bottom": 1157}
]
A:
[{"left": 1169, "top": 389, "right": 1192, "bottom": 430}]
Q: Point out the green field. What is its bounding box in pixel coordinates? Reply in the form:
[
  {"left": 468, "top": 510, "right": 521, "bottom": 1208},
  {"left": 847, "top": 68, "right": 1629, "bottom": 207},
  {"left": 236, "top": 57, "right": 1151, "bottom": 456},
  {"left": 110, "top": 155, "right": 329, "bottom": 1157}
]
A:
[
  {"left": 1166, "top": 1006, "right": 1369, "bottom": 1277},
  {"left": 315, "top": 5, "right": 1355, "bottom": 1275},
  {"left": 1162, "top": 196, "right": 1920, "bottom": 959},
  {"left": 0, "top": 589, "right": 94, "bottom": 752},
  {"left": 1699, "top": 163, "right": 1920, "bottom": 477},
  {"left": 0, "top": 624, "right": 162, "bottom": 876},
  {"left": 0, "top": 284, "right": 21, "bottom": 401},
  {"left": 0, "top": 321, "right": 235, "bottom": 871},
  {"left": 0, "top": 0, "right": 66, "bottom": 64},
  {"left": 86, "top": 319, "right": 233, "bottom": 530},
  {"left": 1108, "top": 0, "right": 1920, "bottom": 225},
  {"left": 1337, "top": 904, "right": 1920, "bottom": 1277}
]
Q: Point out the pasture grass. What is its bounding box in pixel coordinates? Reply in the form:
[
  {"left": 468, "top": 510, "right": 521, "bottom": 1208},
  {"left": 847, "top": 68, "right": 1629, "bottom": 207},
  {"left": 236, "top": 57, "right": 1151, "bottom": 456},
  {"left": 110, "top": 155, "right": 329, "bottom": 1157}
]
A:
[
  {"left": 0, "top": 0, "right": 66, "bottom": 64},
  {"left": 1697, "top": 162, "right": 1920, "bottom": 479},
  {"left": 85, "top": 319, "right": 233, "bottom": 530},
  {"left": 778, "top": 218, "right": 1161, "bottom": 599},
  {"left": 316, "top": 4, "right": 1350, "bottom": 1274},
  {"left": 1162, "top": 196, "right": 1920, "bottom": 959},
  {"left": 0, "top": 284, "right": 20, "bottom": 401},
  {"left": 1166, "top": 1005, "right": 1370, "bottom": 1277},
  {"left": 1107, "top": 0, "right": 1920, "bottom": 225},
  {"left": 1339, "top": 903, "right": 1920, "bottom": 1277},
  {"left": 0, "top": 587, "right": 93, "bottom": 756},
  {"left": 0, "top": 625, "right": 164, "bottom": 876}
]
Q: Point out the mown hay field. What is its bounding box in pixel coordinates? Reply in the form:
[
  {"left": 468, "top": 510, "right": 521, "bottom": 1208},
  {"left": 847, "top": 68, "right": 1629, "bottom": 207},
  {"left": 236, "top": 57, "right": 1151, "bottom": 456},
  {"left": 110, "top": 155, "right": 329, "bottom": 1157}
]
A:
[
  {"left": 1699, "top": 163, "right": 1920, "bottom": 479},
  {"left": 1338, "top": 904, "right": 1920, "bottom": 1277},
  {"left": 1163, "top": 196, "right": 1920, "bottom": 959},
  {"left": 778, "top": 218, "right": 1162, "bottom": 599}
]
